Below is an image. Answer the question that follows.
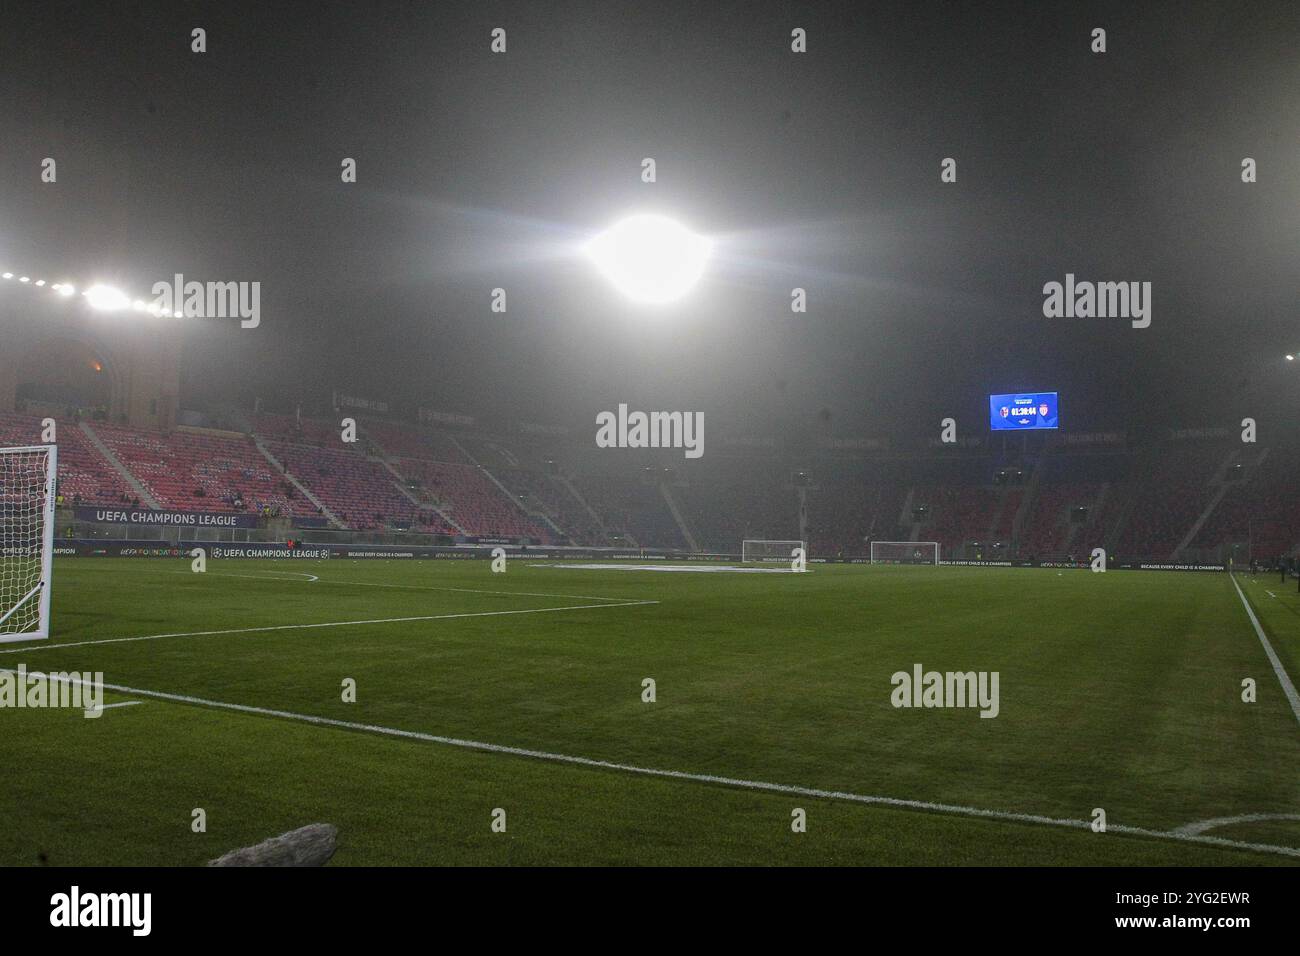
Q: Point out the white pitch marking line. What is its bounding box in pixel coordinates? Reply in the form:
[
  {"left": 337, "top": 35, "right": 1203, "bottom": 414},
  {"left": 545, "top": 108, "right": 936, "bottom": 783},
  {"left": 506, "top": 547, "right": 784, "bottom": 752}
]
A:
[
  {"left": 1171, "top": 813, "right": 1300, "bottom": 837},
  {"left": 1265, "top": 590, "right": 1277, "bottom": 599},
  {"left": 17, "top": 672, "right": 1300, "bottom": 861},
  {"left": 71, "top": 563, "right": 646, "bottom": 604},
  {"left": 164, "top": 569, "right": 652, "bottom": 605},
  {"left": 0, "top": 599, "right": 660, "bottom": 655},
  {"left": 317, "top": 577, "right": 658, "bottom": 604},
  {"left": 0, "top": 670, "right": 142, "bottom": 712},
  {"left": 530, "top": 563, "right": 808, "bottom": 574},
  {"left": 164, "top": 570, "right": 319, "bottom": 583},
  {"left": 1229, "top": 572, "right": 1300, "bottom": 725}
]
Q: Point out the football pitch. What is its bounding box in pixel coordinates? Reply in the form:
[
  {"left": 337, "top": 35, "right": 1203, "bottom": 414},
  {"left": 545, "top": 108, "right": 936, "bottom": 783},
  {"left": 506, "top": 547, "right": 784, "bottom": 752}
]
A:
[{"left": 3, "top": 558, "right": 1298, "bottom": 866}]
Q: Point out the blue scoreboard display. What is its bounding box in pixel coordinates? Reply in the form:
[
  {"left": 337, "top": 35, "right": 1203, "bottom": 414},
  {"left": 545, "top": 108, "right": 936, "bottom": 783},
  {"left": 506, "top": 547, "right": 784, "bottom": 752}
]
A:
[{"left": 989, "top": 392, "right": 1059, "bottom": 431}]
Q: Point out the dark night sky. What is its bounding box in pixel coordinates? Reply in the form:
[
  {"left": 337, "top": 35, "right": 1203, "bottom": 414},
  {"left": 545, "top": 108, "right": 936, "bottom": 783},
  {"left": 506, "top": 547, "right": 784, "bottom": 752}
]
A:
[{"left": 1, "top": 0, "right": 1297, "bottom": 441}]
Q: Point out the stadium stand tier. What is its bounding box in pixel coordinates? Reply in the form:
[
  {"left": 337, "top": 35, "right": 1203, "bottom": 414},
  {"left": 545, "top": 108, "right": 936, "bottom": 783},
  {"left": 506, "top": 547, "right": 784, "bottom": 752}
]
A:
[
  {"left": 92, "top": 421, "right": 315, "bottom": 517},
  {"left": 390, "top": 458, "right": 549, "bottom": 540},
  {"left": 0, "top": 412, "right": 132, "bottom": 506},
  {"left": 19, "top": 408, "right": 1297, "bottom": 563}
]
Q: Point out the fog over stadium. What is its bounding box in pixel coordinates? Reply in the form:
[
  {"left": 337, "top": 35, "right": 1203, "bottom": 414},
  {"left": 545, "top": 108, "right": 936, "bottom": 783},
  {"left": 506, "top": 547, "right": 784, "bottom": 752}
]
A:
[
  {"left": 0, "top": 0, "right": 1298, "bottom": 909},
  {"left": 2, "top": 2, "right": 1295, "bottom": 442}
]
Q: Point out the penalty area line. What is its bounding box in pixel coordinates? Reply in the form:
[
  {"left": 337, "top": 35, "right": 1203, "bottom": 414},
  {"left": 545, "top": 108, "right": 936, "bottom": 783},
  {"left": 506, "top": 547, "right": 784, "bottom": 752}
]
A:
[
  {"left": 18, "top": 673, "right": 1300, "bottom": 861},
  {"left": 0, "top": 599, "right": 660, "bottom": 656}
]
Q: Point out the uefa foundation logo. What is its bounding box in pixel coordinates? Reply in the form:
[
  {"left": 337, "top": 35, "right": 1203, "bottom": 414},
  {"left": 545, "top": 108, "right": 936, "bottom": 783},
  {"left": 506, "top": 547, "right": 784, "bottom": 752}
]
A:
[{"left": 151, "top": 274, "right": 260, "bottom": 328}]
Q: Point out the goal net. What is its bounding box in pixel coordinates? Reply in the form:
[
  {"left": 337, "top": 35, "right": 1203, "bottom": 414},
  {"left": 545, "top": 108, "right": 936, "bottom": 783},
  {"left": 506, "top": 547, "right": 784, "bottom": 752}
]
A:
[
  {"left": 869, "top": 540, "right": 939, "bottom": 565},
  {"left": 742, "top": 539, "right": 805, "bottom": 563},
  {"left": 0, "top": 446, "right": 57, "bottom": 643}
]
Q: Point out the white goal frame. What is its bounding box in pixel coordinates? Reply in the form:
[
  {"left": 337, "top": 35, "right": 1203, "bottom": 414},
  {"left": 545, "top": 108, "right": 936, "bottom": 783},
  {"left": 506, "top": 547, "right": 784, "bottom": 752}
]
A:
[
  {"left": 0, "top": 445, "right": 57, "bottom": 643},
  {"left": 742, "top": 539, "right": 806, "bottom": 564},
  {"left": 869, "top": 540, "right": 939, "bottom": 565}
]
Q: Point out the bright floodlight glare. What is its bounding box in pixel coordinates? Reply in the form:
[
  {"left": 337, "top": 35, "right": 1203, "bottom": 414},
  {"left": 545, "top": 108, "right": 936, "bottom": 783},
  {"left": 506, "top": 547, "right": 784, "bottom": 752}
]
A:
[
  {"left": 59, "top": 284, "right": 75, "bottom": 297},
  {"left": 1288, "top": 354, "right": 1295, "bottom": 361},
  {"left": 85, "top": 284, "right": 130, "bottom": 311},
  {"left": 586, "top": 214, "right": 712, "bottom": 305}
]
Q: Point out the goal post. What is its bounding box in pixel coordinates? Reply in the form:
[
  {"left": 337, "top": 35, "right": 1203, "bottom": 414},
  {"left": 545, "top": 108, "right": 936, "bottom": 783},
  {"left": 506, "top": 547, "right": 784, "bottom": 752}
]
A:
[
  {"left": 869, "top": 540, "right": 939, "bottom": 565},
  {"left": 742, "top": 539, "right": 806, "bottom": 564},
  {"left": 0, "top": 445, "right": 57, "bottom": 643}
]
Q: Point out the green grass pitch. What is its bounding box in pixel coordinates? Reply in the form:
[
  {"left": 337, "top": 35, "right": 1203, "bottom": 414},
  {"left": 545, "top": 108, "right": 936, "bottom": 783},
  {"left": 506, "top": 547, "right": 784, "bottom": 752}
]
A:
[{"left": 2, "top": 557, "right": 1298, "bottom": 866}]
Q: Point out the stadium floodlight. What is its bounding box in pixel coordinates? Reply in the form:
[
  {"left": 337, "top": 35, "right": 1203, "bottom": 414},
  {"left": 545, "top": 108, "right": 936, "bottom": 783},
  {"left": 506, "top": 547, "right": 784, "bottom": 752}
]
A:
[
  {"left": 1, "top": 273, "right": 11, "bottom": 279},
  {"left": 85, "top": 284, "right": 130, "bottom": 311},
  {"left": 33, "top": 279, "right": 45, "bottom": 286},
  {"left": 1288, "top": 354, "right": 1295, "bottom": 362},
  {"left": 586, "top": 213, "right": 712, "bottom": 304},
  {"left": 58, "top": 284, "right": 76, "bottom": 296},
  {"left": 18, "top": 276, "right": 29, "bottom": 283}
]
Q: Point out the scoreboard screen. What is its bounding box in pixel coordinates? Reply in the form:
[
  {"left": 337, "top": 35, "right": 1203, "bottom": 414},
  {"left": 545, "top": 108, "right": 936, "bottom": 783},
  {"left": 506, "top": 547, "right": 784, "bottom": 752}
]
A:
[{"left": 989, "top": 392, "right": 1059, "bottom": 431}]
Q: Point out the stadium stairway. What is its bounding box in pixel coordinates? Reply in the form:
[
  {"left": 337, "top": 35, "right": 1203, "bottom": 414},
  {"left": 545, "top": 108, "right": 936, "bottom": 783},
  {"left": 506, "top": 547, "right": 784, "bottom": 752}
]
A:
[
  {"left": 1173, "top": 447, "right": 1260, "bottom": 559},
  {"left": 559, "top": 475, "right": 618, "bottom": 546},
  {"left": 983, "top": 489, "right": 1010, "bottom": 543},
  {"left": 253, "top": 437, "right": 345, "bottom": 528},
  {"left": 376, "top": 456, "right": 466, "bottom": 534},
  {"left": 1009, "top": 456, "right": 1047, "bottom": 551},
  {"left": 1175, "top": 483, "right": 1231, "bottom": 560},
  {"left": 898, "top": 488, "right": 920, "bottom": 541},
  {"left": 357, "top": 425, "right": 468, "bottom": 533},
  {"left": 80, "top": 422, "right": 162, "bottom": 509},
  {"left": 659, "top": 482, "right": 700, "bottom": 552},
  {"left": 1101, "top": 443, "right": 1160, "bottom": 556},
  {"left": 1058, "top": 482, "right": 1108, "bottom": 557},
  {"left": 452, "top": 436, "right": 565, "bottom": 540},
  {"left": 797, "top": 485, "right": 809, "bottom": 546}
]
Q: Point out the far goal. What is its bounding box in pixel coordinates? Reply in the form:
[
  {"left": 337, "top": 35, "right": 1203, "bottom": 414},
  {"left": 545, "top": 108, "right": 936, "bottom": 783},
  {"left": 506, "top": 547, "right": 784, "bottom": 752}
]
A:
[
  {"left": 869, "top": 540, "right": 939, "bottom": 565},
  {"left": 0, "top": 445, "right": 57, "bottom": 643},
  {"left": 742, "top": 539, "right": 806, "bottom": 564}
]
